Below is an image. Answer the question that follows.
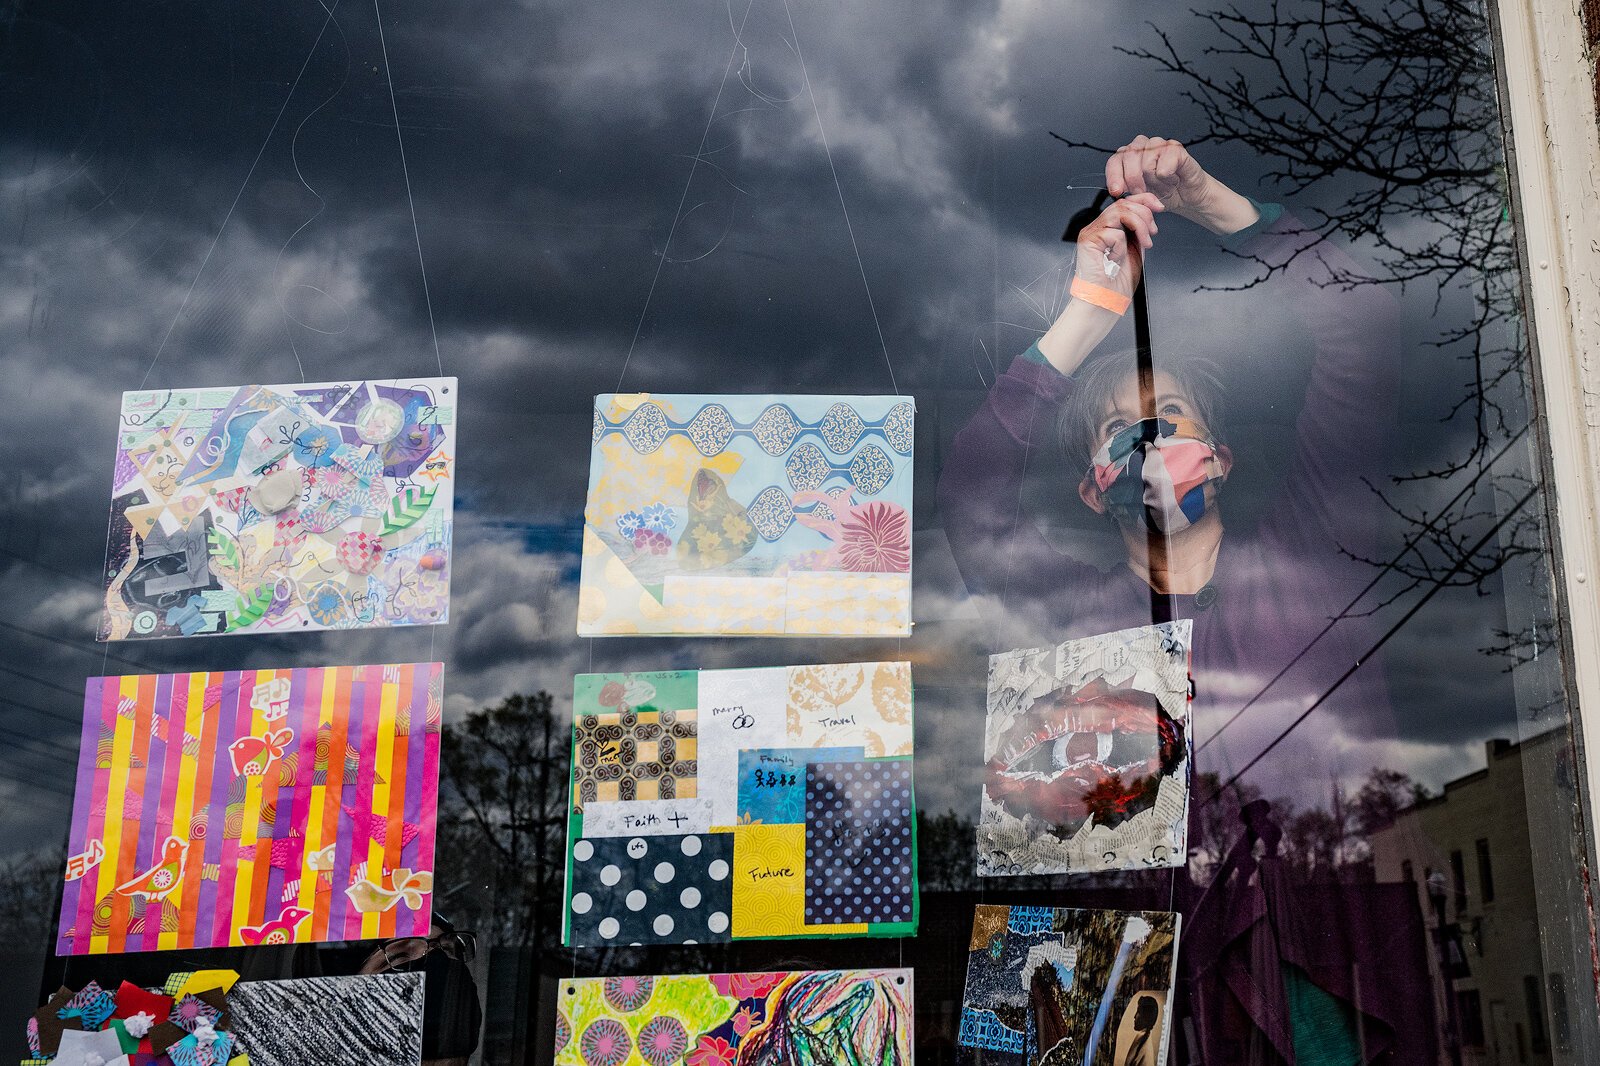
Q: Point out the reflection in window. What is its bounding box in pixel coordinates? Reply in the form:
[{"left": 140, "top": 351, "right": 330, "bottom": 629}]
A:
[
  {"left": 1549, "top": 972, "right": 1572, "bottom": 1051},
  {"left": 0, "top": 0, "right": 1597, "bottom": 1059},
  {"left": 1458, "top": 989, "right": 1486, "bottom": 1048},
  {"left": 1525, "top": 973, "right": 1548, "bottom": 1054},
  {"left": 1477, "top": 838, "right": 1495, "bottom": 904}
]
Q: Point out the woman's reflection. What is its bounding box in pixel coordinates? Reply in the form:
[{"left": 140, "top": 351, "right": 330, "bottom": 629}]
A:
[{"left": 939, "top": 135, "right": 1436, "bottom": 1063}]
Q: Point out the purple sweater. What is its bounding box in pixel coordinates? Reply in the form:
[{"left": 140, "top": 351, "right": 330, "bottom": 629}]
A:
[{"left": 939, "top": 206, "right": 1403, "bottom": 805}]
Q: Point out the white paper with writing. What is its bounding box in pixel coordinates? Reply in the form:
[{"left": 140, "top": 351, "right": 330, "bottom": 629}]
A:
[
  {"left": 582, "top": 798, "right": 715, "bottom": 838},
  {"left": 697, "top": 667, "right": 787, "bottom": 828}
]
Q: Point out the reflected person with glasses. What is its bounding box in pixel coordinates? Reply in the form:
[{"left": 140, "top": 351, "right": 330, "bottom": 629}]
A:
[{"left": 358, "top": 913, "right": 483, "bottom": 1066}]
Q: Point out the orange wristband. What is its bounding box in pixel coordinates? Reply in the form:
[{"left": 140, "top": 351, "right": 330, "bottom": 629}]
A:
[{"left": 1070, "top": 278, "right": 1131, "bottom": 316}]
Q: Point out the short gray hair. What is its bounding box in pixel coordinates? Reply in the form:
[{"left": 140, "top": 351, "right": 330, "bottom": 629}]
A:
[{"left": 1056, "top": 348, "right": 1229, "bottom": 472}]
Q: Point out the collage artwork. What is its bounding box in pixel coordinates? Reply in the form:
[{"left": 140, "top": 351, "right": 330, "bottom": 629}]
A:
[
  {"left": 102, "top": 378, "right": 456, "bottom": 641},
  {"left": 556, "top": 969, "right": 913, "bottom": 1066},
  {"left": 578, "top": 394, "right": 915, "bottom": 637},
  {"left": 56, "top": 663, "right": 442, "bottom": 955},
  {"left": 67, "top": 376, "right": 1182, "bottom": 1062},
  {"left": 979, "top": 622, "right": 1193, "bottom": 876},
  {"left": 227, "top": 974, "right": 425, "bottom": 1066},
  {"left": 958, "top": 905, "right": 1180, "bottom": 1066},
  {"left": 563, "top": 663, "right": 917, "bottom": 947},
  {"left": 23, "top": 970, "right": 424, "bottom": 1066}
]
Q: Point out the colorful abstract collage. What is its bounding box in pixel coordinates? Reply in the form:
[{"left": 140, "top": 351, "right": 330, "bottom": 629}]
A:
[
  {"left": 555, "top": 969, "right": 913, "bottom": 1066},
  {"left": 563, "top": 663, "right": 917, "bottom": 947},
  {"left": 102, "top": 378, "right": 456, "bottom": 641},
  {"left": 22, "top": 970, "right": 425, "bottom": 1066},
  {"left": 979, "top": 622, "right": 1193, "bottom": 876},
  {"left": 958, "top": 905, "right": 1180, "bottom": 1066},
  {"left": 57, "top": 664, "right": 442, "bottom": 955},
  {"left": 577, "top": 394, "right": 914, "bottom": 636},
  {"left": 25, "top": 969, "right": 241, "bottom": 1066}
]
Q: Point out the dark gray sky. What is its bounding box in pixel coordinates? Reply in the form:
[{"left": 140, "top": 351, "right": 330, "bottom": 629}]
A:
[{"left": 0, "top": 0, "right": 1566, "bottom": 861}]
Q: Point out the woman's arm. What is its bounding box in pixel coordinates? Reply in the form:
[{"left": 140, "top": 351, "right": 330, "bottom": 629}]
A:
[
  {"left": 1104, "top": 134, "right": 1260, "bottom": 237},
  {"left": 1037, "top": 192, "right": 1163, "bottom": 375},
  {"left": 937, "top": 195, "right": 1160, "bottom": 600}
]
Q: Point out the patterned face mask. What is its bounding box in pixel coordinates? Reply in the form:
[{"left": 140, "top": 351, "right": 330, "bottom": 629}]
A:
[{"left": 1085, "top": 416, "right": 1224, "bottom": 533}]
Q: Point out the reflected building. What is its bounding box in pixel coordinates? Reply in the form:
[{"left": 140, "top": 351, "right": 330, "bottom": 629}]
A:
[{"left": 1371, "top": 732, "right": 1579, "bottom": 1066}]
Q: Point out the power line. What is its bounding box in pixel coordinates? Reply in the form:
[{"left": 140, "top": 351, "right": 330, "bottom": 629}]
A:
[
  {"left": 0, "top": 695, "right": 86, "bottom": 728},
  {"left": 1197, "top": 422, "right": 1532, "bottom": 756},
  {"left": 0, "top": 727, "right": 79, "bottom": 770},
  {"left": 0, "top": 545, "right": 104, "bottom": 592},
  {"left": 0, "top": 665, "right": 86, "bottom": 700},
  {"left": 0, "top": 619, "right": 150, "bottom": 672},
  {"left": 0, "top": 770, "right": 74, "bottom": 799},
  {"left": 0, "top": 741, "right": 77, "bottom": 797},
  {"left": 1205, "top": 480, "right": 1540, "bottom": 804}
]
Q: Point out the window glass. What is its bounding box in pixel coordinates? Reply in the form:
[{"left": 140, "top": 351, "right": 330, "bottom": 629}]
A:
[
  {"left": 1, "top": 0, "right": 1595, "bottom": 1062},
  {"left": 1528, "top": 973, "right": 1549, "bottom": 1053},
  {"left": 1478, "top": 837, "right": 1496, "bottom": 903}
]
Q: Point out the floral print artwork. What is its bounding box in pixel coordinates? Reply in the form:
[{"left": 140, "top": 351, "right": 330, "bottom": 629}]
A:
[
  {"left": 580, "top": 394, "right": 914, "bottom": 636},
  {"left": 556, "top": 970, "right": 913, "bottom": 1066}
]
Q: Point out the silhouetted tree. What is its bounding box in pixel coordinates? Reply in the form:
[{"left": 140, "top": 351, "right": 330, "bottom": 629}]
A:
[
  {"left": 435, "top": 692, "right": 568, "bottom": 950},
  {"left": 1194, "top": 766, "right": 1428, "bottom": 883},
  {"left": 0, "top": 847, "right": 64, "bottom": 952},
  {"left": 1351, "top": 765, "right": 1431, "bottom": 835},
  {"left": 1191, "top": 771, "right": 1263, "bottom": 876},
  {"left": 916, "top": 809, "right": 981, "bottom": 892},
  {"left": 1106, "top": 0, "right": 1515, "bottom": 459}
]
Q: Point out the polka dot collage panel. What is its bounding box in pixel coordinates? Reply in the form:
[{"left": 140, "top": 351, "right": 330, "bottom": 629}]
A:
[{"left": 563, "top": 663, "right": 918, "bottom": 947}]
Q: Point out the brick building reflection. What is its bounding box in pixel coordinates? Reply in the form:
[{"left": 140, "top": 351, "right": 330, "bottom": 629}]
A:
[{"left": 1371, "top": 733, "right": 1577, "bottom": 1066}]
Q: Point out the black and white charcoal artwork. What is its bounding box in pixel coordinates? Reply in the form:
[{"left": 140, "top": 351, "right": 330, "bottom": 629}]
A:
[{"left": 229, "top": 973, "right": 425, "bottom": 1066}]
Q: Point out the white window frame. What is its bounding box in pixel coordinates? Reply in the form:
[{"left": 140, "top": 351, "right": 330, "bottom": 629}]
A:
[{"left": 1495, "top": 0, "right": 1600, "bottom": 1019}]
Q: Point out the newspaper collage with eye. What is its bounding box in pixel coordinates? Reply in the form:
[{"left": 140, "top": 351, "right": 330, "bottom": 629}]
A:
[
  {"left": 980, "top": 622, "right": 1194, "bottom": 877},
  {"left": 950, "top": 624, "right": 1192, "bottom": 1066}
]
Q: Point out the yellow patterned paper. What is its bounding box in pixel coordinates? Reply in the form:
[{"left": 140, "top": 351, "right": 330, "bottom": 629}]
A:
[
  {"left": 730, "top": 825, "right": 866, "bottom": 938},
  {"left": 786, "top": 661, "right": 913, "bottom": 756},
  {"left": 663, "top": 575, "right": 787, "bottom": 634},
  {"left": 784, "top": 572, "right": 911, "bottom": 636}
]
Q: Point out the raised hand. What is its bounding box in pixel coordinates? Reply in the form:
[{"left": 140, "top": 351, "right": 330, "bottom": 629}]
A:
[
  {"left": 1075, "top": 192, "right": 1165, "bottom": 298},
  {"left": 1033, "top": 192, "right": 1165, "bottom": 377},
  {"left": 1106, "top": 136, "right": 1259, "bottom": 235}
]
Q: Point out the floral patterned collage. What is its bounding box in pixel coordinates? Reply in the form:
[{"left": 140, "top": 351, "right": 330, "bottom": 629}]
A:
[
  {"left": 579, "top": 395, "right": 915, "bottom": 636},
  {"left": 102, "top": 379, "right": 455, "bottom": 641},
  {"left": 555, "top": 971, "right": 914, "bottom": 1066}
]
